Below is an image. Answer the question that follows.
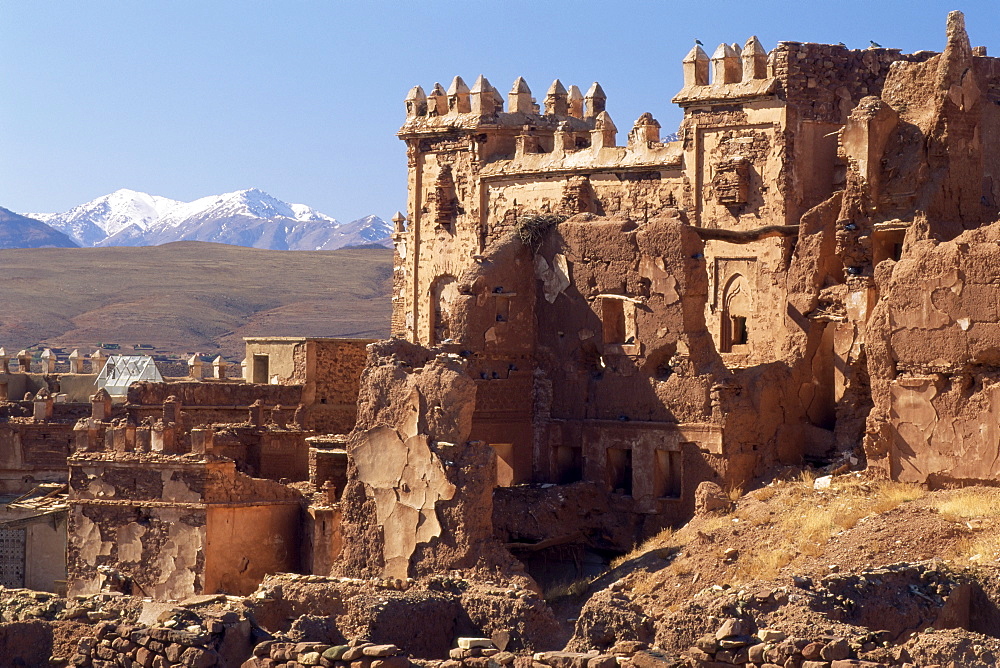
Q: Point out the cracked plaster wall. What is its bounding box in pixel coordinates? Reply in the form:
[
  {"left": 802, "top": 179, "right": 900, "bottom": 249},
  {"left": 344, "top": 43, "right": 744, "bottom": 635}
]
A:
[{"left": 867, "top": 228, "right": 1000, "bottom": 485}]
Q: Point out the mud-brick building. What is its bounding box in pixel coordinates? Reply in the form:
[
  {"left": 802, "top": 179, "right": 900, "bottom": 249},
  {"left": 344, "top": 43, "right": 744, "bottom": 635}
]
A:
[{"left": 386, "top": 10, "right": 1000, "bottom": 547}]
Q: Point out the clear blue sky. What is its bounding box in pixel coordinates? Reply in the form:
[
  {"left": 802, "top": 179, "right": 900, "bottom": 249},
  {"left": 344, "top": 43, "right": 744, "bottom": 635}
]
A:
[{"left": 1, "top": 1, "right": 996, "bottom": 222}]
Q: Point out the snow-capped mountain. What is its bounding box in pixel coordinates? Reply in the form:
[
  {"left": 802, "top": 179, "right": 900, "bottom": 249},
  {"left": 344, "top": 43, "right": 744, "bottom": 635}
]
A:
[
  {"left": 28, "top": 188, "right": 391, "bottom": 251},
  {"left": 30, "top": 189, "right": 180, "bottom": 247}
]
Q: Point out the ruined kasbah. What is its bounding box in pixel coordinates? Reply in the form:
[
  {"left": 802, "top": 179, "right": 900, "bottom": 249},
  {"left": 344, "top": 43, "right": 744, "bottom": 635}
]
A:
[{"left": 6, "top": 9, "right": 1000, "bottom": 668}]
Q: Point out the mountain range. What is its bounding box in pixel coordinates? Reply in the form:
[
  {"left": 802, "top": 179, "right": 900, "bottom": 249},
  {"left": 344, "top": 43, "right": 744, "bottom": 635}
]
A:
[
  {"left": 17, "top": 188, "right": 392, "bottom": 251},
  {"left": 0, "top": 207, "right": 77, "bottom": 249}
]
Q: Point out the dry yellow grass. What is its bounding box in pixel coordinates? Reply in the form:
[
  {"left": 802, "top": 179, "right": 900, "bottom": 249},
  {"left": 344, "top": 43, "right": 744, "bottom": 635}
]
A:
[
  {"left": 735, "top": 547, "right": 794, "bottom": 580},
  {"left": 932, "top": 488, "right": 1000, "bottom": 521},
  {"left": 610, "top": 526, "right": 676, "bottom": 569},
  {"left": 870, "top": 481, "right": 926, "bottom": 513},
  {"left": 604, "top": 473, "right": 935, "bottom": 589},
  {"left": 752, "top": 486, "right": 778, "bottom": 502},
  {"left": 948, "top": 531, "right": 1000, "bottom": 564}
]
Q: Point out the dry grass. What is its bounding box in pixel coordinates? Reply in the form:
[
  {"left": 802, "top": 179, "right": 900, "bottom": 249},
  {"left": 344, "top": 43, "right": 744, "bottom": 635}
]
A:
[
  {"left": 870, "top": 481, "right": 926, "bottom": 513},
  {"left": 610, "top": 526, "right": 676, "bottom": 570},
  {"left": 932, "top": 488, "right": 1000, "bottom": 521},
  {"left": 542, "top": 575, "right": 593, "bottom": 602},
  {"left": 736, "top": 546, "right": 795, "bottom": 580},
  {"left": 726, "top": 477, "right": 928, "bottom": 583},
  {"left": 949, "top": 532, "right": 1000, "bottom": 564},
  {"left": 751, "top": 486, "right": 778, "bottom": 502},
  {"left": 605, "top": 473, "right": 935, "bottom": 588}
]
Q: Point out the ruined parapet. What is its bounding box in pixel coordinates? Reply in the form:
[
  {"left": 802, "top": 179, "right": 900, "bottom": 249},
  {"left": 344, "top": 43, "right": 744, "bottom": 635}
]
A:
[
  {"left": 16, "top": 350, "right": 31, "bottom": 373},
  {"left": 91, "top": 388, "right": 113, "bottom": 421},
  {"left": 240, "top": 357, "right": 248, "bottom": 380},
  {"left": 150, "top": 420, "right": 177, "bottom": 453},
  {"left": 33, "top": 387, "right": 54, "bottom": 422},
  {"left": 628, "top": 112, "right": 661, "bottom": 147},
  {"left": 0, "top": 347, "right": 7, "bottom": 374},
  {"left": 427, "top": 82, "right": 448, "bottom": 117},
  {"left": 190, "top": 427, "right": 214, "bottom": 454},
  {"left": 163, "top": 395, "right": 181, "bottom": 424},
  {"left": 211, "top": 355, "right": 227, "bottom": 379},
  {"left": 249, "top": 399, "right": 265, "bottom": 427}
]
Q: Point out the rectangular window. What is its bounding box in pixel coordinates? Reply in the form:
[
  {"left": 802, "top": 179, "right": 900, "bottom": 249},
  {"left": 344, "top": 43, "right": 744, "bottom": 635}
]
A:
[
  {"left": 492, "top": 443, "right": 515, "bottom": 487},
  {"left": 555, "top": 445, "right": 583, "bottom": 484},
  {"left": 606, "top": 447, "right": 633, "bottom": 495},
  {"left": 602, "top": 299, "right": 626, "bottom": 344},
  {"left": 654, "top": 448, "right": 682, "bottom": 499}
]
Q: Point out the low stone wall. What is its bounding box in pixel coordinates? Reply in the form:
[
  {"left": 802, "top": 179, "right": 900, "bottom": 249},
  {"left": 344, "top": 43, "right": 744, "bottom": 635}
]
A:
[
  {"left": 70, "top": 623, "right": 226, "bottom": 667},
  {"left": 242, "top": 640, "right": 411, "bottom": 668},
  {"left": 685, "top": 618, "right": 881, "bottom": 668},
  {"left": 68, "top": 612, "right": 255, "bottom": 668}
]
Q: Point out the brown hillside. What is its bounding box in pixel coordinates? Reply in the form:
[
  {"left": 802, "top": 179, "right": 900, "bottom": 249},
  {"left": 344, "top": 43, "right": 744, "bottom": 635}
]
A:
[{"left": 0, "top": 241, "right": 392, "bottom": 358}]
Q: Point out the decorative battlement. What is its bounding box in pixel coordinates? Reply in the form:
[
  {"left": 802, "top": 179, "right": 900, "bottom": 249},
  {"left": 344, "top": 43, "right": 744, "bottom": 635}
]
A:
[
  {"left": 0, "top": 347, "right": 106, "bottom": 375},
  {"left": 399, "top": 74, "right": 686, "bottom": 168},
  {"left": 402, "top": 75, "right": 606, "bottom": 125},
  {"left": 674, "top": 36, "right": 777, "bottom": 105}
]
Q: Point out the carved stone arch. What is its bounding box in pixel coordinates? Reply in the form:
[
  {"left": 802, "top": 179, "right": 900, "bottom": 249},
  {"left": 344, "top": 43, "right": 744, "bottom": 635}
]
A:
[
  {"left": 721, "top": 273, "right": 751, "bottom": 352},
  {"left": 430, "top": 274, "right": 459, "bottom": 344}
]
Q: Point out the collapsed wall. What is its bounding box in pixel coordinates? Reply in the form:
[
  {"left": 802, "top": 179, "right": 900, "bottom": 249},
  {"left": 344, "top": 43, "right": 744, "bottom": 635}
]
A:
[{"left": 336, "top": 340, "right": 521, "bottom": 581}]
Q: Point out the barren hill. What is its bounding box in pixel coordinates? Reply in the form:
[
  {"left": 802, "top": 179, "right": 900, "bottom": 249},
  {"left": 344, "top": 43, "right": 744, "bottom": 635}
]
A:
[{"left": 0, "top": 241, "right": 392, "bottom": 359}]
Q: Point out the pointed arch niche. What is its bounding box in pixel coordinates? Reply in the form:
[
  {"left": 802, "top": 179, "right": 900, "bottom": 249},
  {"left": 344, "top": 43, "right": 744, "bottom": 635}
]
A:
[
  {"left": 720, "top": 273, "right": 751, "bottom": 353},
  {"left": 430, "top": 274, "right": 459, "bottom": 344}
]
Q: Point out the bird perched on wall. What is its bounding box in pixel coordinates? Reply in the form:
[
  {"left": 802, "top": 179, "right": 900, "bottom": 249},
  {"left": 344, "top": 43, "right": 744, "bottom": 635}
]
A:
[
  {"left": 695, "top": 39, "right": 703, "bottom": 46},
  {"left": 870, "top": 40, "right": 883, "bottom": 48}
]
